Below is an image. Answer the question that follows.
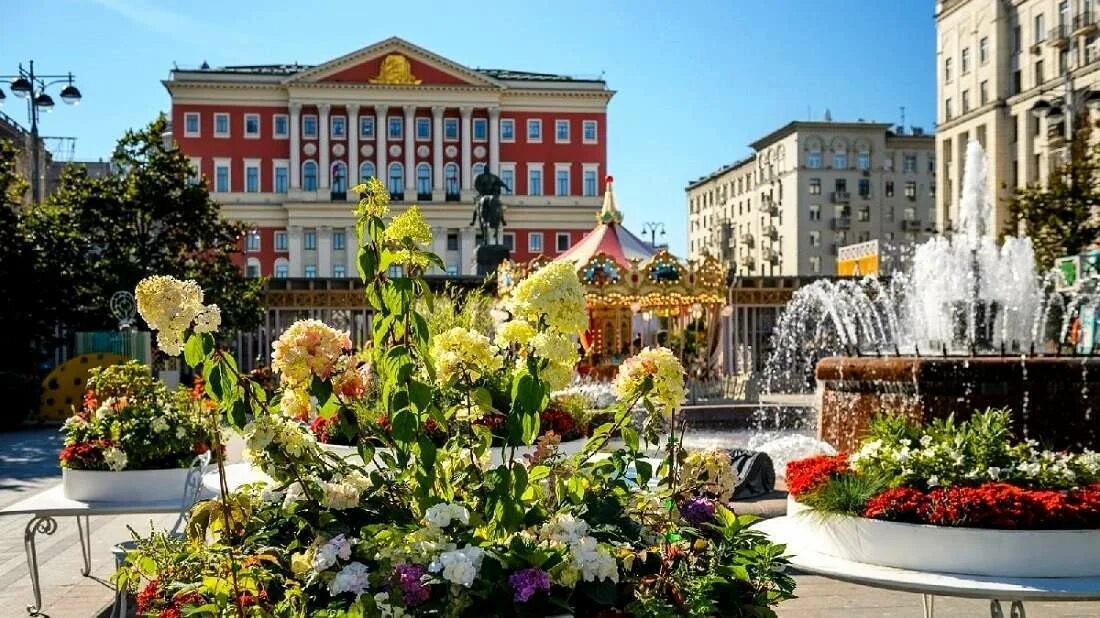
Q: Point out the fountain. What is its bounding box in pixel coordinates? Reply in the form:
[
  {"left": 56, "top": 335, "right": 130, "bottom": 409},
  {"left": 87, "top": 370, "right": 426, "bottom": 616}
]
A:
[{"left": 766, "top": 140, "right": 1100, "bottom": 451}]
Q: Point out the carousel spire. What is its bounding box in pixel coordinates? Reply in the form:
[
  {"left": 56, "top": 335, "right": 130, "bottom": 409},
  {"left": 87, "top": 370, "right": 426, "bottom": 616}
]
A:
[{"left": 597, "top": 175, "right": 624, "bottom": 225}]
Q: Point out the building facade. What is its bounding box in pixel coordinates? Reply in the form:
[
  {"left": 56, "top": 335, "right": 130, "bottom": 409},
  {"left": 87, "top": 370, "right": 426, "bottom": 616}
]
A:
[
  {"left": 936, "top": 0, "right": 1100, "bottom": 235},
  {"left": 686, "top": 121, "right": 936, "bottom": 277},
  {"left": 164, "top": 37, "right": 613, "bottom": 278}
]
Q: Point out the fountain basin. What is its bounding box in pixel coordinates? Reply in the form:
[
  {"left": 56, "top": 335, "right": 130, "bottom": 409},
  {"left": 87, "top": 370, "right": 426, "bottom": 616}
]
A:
[{"left": 816, "top": 356, "right": 1100, "bottom": 452}]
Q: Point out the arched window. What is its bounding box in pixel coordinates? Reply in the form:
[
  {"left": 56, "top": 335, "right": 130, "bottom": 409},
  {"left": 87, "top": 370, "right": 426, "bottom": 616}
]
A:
[
  {"left": 388, "top": 162, "right": 404, "bottom": 198},
  {"left": 472, "top": 163, "right": 486, "bottom": 179},
  {"left": 303, "top": 161, "right": 318, "bottom": 191},
  {"left": 359, "top": 161, "right": 376, "bottom": 182},
  {"left": 331, "top": 161, "right": 347, "bottom": 193},
  {"left": 416, "top": 163, "right": 432, "bottom": 197},
  {"left": 273, "top": 257, "right": 290, "bottom": 279},
  {"left": 444, "top": 163, "right": 459, "bottom": 199},
  {"left": 245, "top": 257, "right": 261, "bottom": 278}
]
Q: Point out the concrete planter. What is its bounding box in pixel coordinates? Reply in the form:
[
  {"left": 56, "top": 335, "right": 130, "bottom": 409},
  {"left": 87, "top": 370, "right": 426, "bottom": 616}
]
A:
[
  {"left": 786, "top": 496, "right": 1100, "bottom": 577},
  {"left": 62, "top": 467, "right": 192, "bottom": 503}
]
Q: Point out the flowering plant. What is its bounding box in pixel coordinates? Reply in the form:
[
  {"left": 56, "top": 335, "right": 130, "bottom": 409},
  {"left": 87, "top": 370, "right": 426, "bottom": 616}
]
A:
[
  {"left": 788, "top": 409, "right": 1100, "bottom": 529},
  {"left": 60, "top": 361, "right": 211, "bottom": 471},
  {"left": 116, "top": 177, "right": 795, "bottom": 616}
]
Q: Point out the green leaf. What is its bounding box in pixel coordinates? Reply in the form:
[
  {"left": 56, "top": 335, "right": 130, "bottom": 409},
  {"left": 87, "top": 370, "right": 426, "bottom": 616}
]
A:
[
  {"left": 391, "top": 408, "right": 418, "bottom": 442},
  {"left": 472, "top": 387, "right": 494, "bottom": 412},
  {"left": 183, "top": 333, "right": 213, "bottom": 367},
  {"left": 228, "top": 399, "right": 248, "bottom": 430},
  {"left": 521, "top": 409, "right": 540, "bottom": 445},
  {"left": 510, "top": 371, "right": 545, "bottom": 415},
  {"left": 408, "top": 379, "right": 432, "bottom": 413},
  {"left": 203, "top": 363, "right": 225, "bottom": 400},
  {"left": 309, "top": 374, "right": 332, "bottom": 407},
  {"left": 634, "top": 459, "right": 653, "bottom": 487},
  {"left": 417, "top": 434, "right": 437, "bottom": 469},
  {"left": 622, "top": 427, "right": 639, "bottom": 452},
  {"left": 356, "top": 249, "right": 377, "bottom": 283},
  {"left": 357, "top": 444, "right": 375, "bottom": 465}
]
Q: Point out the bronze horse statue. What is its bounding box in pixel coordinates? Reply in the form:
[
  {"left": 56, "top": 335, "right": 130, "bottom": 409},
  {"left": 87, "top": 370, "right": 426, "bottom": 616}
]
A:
[{"left": 470, "top": 169, "right": 509, "bottom": 245}]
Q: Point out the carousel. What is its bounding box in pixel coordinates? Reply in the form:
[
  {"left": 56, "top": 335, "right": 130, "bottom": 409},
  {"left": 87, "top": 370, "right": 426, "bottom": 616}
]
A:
[{"left": 498, "top": 177, "right": 726, "bottom": 379}]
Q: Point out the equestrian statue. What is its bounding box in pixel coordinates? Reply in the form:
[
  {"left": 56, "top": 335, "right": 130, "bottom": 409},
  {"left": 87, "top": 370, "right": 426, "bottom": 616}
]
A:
[{"left": 470, "top": 168, "right": 509, "bottom": 245}]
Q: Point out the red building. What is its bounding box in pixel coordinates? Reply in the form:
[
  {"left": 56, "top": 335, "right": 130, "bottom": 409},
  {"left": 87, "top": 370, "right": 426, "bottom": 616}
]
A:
[{"left": 164, "top": 37, "right": 613, "bottom": 278}]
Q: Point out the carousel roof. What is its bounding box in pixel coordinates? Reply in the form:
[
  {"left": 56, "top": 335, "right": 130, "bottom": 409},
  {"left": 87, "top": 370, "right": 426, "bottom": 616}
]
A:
[{"left": 556, "top": 177, "right": 656, "bottom": 270}]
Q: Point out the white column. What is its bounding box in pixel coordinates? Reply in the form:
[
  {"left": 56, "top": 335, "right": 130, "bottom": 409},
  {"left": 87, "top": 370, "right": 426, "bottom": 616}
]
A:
[
  {"left": 318, "top": 103, "right": 331, "bottom": 190},
  {"left": 288, "top": 226, "right": 304, "bottom": 277},
  {"left": 289, "top": 103, "right": 302, "bottom": 189},
  {"left": 404, "top": 104, "right": 416, "bottom": 194},
  {"left": 431, "top": 106, "right": 444, "bottom": 191},
  {"left": 459, "top": 226, "right": 477, "bottom": 275},
  {"left": 488, "top": 106, "right": 501, "bottom": 175},
  {"left": 347, "top": 104, "right": 359, "bottom": 190},
  {"left": 318, "top": 226, "right": 333, "bottom": 276},
  {"left": 431, "top": 225, "right": 447, "bottom": 274},
  {"left": 375, "top": 104, "right": 387, "bottom": 189},
  {"left": 460, "top": 106, "right": 473, "bottom": 191},
  {"left": 345, "top": 225, "right": 358, "bottom": 277}
]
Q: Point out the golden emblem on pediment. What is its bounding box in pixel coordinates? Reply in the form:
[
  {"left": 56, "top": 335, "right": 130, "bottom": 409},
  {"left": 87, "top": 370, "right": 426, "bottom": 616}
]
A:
[{"left": 369, "top": 54, "right": 422, "bottom": 85}]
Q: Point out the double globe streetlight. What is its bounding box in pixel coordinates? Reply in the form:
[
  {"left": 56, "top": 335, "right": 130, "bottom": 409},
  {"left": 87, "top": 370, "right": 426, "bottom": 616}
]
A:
[{"left": 1, "top": 61, "right": 83, "bottom": 204}]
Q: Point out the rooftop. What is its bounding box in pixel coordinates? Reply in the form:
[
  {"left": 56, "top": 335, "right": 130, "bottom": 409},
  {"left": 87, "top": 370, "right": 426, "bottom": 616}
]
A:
[{"left": 172, "top": 63, "right": 602, "bottom": 84}]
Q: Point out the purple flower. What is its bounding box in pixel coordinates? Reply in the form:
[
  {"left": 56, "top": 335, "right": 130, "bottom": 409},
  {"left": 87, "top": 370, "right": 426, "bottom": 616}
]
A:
[
  {"left": 508, "top": 567, "right": 551, "bottom": 603},
  {"left": 393, "top": 564, "right": 430, "bottom": 606},
  {"left": 680, "top": 497, "right": 716, "bottom": 526}
]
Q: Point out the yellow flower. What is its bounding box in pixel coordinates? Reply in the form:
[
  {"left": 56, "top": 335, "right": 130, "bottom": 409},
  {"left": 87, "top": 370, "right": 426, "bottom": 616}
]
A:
[
  {"left": 613, "top": 347, "right": 686, "bottom": 416},
  {"left": 530, "top": 331, "right": 578, "bottom": 366},
  {"left": 353, "top": 177, "right": 390, "bottom": 219},
  {"left": 384, "top": 206, "right": 432, "bottom": 246},
  {"left": 280, "top": 388, "right": 311, "bottom": 419},
  {"left": 135, "top": 275, "right": 219, "bottom": 356},
  {"left": 508, "top": 261, "right": 588, "bottom": 335},
  {"left": 495, "top": 319, "right": 536, "bottom": 347},
  {"left": 540, "top": 362, "right": 574, "bottom": 391},
  {"left": 271, "top": 319, "right": 352, "bottom": 388},
  {"left": 430, "top": 326, "right": 503, "bottom": 385}
]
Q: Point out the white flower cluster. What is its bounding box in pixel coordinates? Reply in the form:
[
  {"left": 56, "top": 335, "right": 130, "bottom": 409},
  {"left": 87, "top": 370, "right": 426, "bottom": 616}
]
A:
[
  {"left": 373, "top": 592, "right": 407, "bottom": 618},
  {"left": 554, "top": 382, "right": 617, "bottom": 409},
  {"left": 429, "top": 545, "right": 484, "bottom": 588},
  {"left": 539, "top": 514, "right": 618, "bottom": 583},
  {"left": 539, "top": 513, "right": 589, "bottom": 545},
  {"left": 312, "top": 534, "right": 355, "bottom": 572},
  {"left": 103, "top": 446, "right": 128, "bottom": 471},
  {"left": 321, "top": 480, "right": 362, "bottom": 510},
  {"left": 243, "top": 415, "right": 318, "bottom": 462},
  {"left": 135, "top": 275, "right": 221, "bottom": 356},
  {"left": 424, "top": 502, "right": 470, "bottom": 529},
  {"left": 329, "top": 561, "right": 370, "bottom": 598}
]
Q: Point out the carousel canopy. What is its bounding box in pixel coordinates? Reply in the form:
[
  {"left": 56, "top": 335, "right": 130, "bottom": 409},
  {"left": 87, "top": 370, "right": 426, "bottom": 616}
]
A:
[{"left": 556, "top": 177, "right": 656, "bottom": 270}]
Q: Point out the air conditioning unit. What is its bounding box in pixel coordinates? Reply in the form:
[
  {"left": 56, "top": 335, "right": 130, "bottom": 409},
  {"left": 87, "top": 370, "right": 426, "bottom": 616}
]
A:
[{"left": 1031, "top": 43, "right": 1043, "bottom": 55}]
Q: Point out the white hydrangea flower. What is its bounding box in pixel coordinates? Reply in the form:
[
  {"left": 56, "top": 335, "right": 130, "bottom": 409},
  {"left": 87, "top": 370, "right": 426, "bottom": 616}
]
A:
[
  {"left": 329, "top": 562, "right": 370, "bottom": 598},
  {"left": 570, "top": 536, "right": 618, "bottom": 583},
  {"left": 374, "top": 592, "right": 406, "bottom": 618},
  {"left": 312, "top": 534, "right": 355, "bottom": 572},
  {"left": 424, "top": 502, "right": 470, "bottom": 529},
  {"left": 540, "top": 514, "right": 589, "bottom": 546},
  {"left": 429, "top": 545, "right": 484, "bottom": 588},
  {"left": 151, "top": 417, "right": 170, "bottom": 434},
  {"left": 321, "top": 481, "right": 360, "bottom": 510},
  {"left": 283, "top": 482, "right": 306, "bottom": 508},
  {"left": 259, "top": 484, "right": 284, "bottom": 504},
  {"left": 175, "top": 425, "right": 187, "bottom": 440},
  {"left": 103, "top": 447, "right": 128, "bottom": 471},
  {"left": 193, "top": 304, "right": 222, "bottom": 333}
]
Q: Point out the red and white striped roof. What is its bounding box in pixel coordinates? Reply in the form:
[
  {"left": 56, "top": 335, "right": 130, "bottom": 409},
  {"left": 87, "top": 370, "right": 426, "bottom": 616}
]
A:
[{"left": 556, "top": 176, "right": 656, "bottom": 270}]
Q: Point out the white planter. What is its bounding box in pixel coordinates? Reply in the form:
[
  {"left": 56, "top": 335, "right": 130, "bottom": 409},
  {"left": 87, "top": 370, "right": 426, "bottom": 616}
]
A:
[
  {"left": 62, "top": 467, "right": 193, "bottom": 503},
  {"left": 785, "top": 496, "right": 1100, "bottom": 577},
  {"left": 320, "top": 443, "right": 363, "bottom": 463}
]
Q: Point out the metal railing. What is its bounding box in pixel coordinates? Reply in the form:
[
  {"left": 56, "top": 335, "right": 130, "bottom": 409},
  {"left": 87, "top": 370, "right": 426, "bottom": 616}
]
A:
[
  {"left": 831, "top": 216, "right": 851, "bottom": 230},
  {"left": 830, "top": 191, "right": 850, "bottom": 203}
]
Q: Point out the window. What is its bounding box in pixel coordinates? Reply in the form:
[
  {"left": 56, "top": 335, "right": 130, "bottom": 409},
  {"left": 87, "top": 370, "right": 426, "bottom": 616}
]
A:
[
  {"left": 835, "top": 178, "right": 847, "bottom": 193},
  {"left": 273, "top": 114, "right": 289, "bottom": 138},
  {"left": 188, "top": 157, "right": 201, "bottom": 184},
  {"left": 810, "top": 256, "right": 821, "bottom": 274},
  {"left": 809, "top": 204, "right": 821, "bottom": 221},
  {"left": 903, "top": 154, "right": 918, "bottom": 173},
  {"left": 1060, "top": 49, "right": 1070, "bottom": 75},
  {"left": 808, "top": 231, "right": 820, "bottom": 247},
  {"left": 555, "top": 167, "right": 570, "bottom": 196},
  {"left": 416, "top": 163, "right": 431, "bottom": 197},
  {"left": 885, "top": 207, "right": 895, "bottom": 223},
  {"left": 527, "top": 119, "right": 542, "bottom": 142},
  {"left": 214, "top": 113, "right": 230, "bottom": 137},
  {"left": 500, "top": 165, "right": 515, "bottom": 195},
  {"left": 980, "top": 80, "right": 989, "bottom": 105},
  {"left": 857, "top": 152, "right": 870, "bottom": 171},
  {"left": 555, "top": 119, "right": 570, "bottom": 143},
  {"left": 245, "top": 230, "right": 261, "bottom": 252},
  {"left": 1013, "top": 69, "right": 1022, "bottom": 94},
  {"left": 360, "top": 115, "right": 375, "bottom": 139},
  {"left": 331, "top": 116, "right": 346, "bottom": 139},
  {"left": 472, "top": 118, "right": 487, "bottom": 141},
  {"left": 1013, "top": 25, "right": 1022, "bottom": 53},
  {"left": 388, "top": 116, "right": 402, "bottom": 140},
  {"left": 502, "top": 232, "right": 515, "bottom": 251},
  {"left": 388, "top": 163, "right": 404, "bottom": 197},
  {"left": 245, "top": 161, "right": 260, "bottom": 193},
  {"left": 961, "top": 47, "right": 970, "bottom": 74},
  {"left": 244, "top": 113, "right": 260, "bottom": 138},
  {"left": 833, "top": 153, "right": 847, "bottom": 169},
  {"left": 528, "top": 232, "right": 544, "bottom": 253},
  {"left": 962, "top": 89, "right": 970, "bottom": 113},
  {"left": 945, "top": 57, "right": 952, "bottom": 83},
  {"left": 333, "top": 230, "right": 345, "bottom": 250},
  {"left": 304, "top": 265, "right": 317, "bottom": 279},
  {"left": 582, "top": 120, "right": 598, "bottom": 144},
  {"left": 858, "top": 206, "right": 871, "bottom": 222},
  {"left": 446, "top": 233, "right": 459, "bottom": 251},
  {"left": 472, "top": 163, "right": 486, "bottom": 181},
  {"left": 905, "top": 181, "right": 917, "bottom": 199},
  {"left": 304, "top": 230, "right": 317, "bottom": 250},
  {"left": 184, "top": 112, "right": 200, "bottom": 137},
  {"left": 885, "top": 181, "right": 895, "bottom": 197},
  {"left": 331, "top": 162, "right": 347, "bottom": 193},
  {"left": 807, "top": 152, "right": 822, "bottom": 168},
  {"left": 500, "top": 118, "right": 515, "bottom": 142},
  {"left": 416, "top": 117, "right": 431, "bottom": 141},
  {"left": 858, "top": 179, "right": 870, "bottom": 198},
  {"left": 333, "top": 265, "right": 346, "bottom": 278},
  {"left": 583, "top": 168, "right": 598, "bottom": 196},
  {"left": 980, "top": 37, "right": 989, "bottom": 64},
  {"left": 246, "top": 259, "right": 260, "bottom": 278},
  {"left": 1035, "top": 13, "right": 1045, "bottom": 43},
  {"left": 274, "top": 231, "right": 288, "bottom": 251},
  {"left": 302, "top": 115, "right": 318, "bottom": 139},
  {"left": 444, "top": 163, "right": 459, "bottom": 197},
  {"left": 359, "top": 161, "right": 376, "bottom": 182},
  {"left": 303, "top": 161, "right": 318, "bottom": 191},
  {"left": 556, "top": 233, "right": 571, "bottom": 252},
  {"left": 904, "top": 206, "right": 917, "bottom": 221},
  {"left": 444, "top": 118, "right": 458, "bottom": 141},
  {"left": 214, "top": 160, "right": 230, "bottom": 193},
  {"left": 946, "top": 98, "right": 953, "bottom": 120},
  {"left": 528, "top": 166, "right": 543, "bottom": 196},
  {"left": 274, "top": 260, "right": 289, "bottom": 278}
]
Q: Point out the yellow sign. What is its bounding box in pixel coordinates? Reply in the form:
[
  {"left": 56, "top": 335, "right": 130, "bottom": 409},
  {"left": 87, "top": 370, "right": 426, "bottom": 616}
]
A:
[
  {"left": 369, "top": 54, "right": 422, "bottom": 85},
  {"left": 836, "top": 240, "right": 880, "bottom": 277}
]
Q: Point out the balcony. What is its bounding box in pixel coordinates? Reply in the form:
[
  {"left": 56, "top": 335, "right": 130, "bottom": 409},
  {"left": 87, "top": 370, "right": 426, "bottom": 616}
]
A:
[
  {"left": 831, "top": 191, "right": 851, "bottom": 203},
  {"left": 829, "top": 243, "right": 839, "bottom": 256},
  {"left": 763, "top": 247, "right": 780, "bottom": 263},
  {"left": 902, "top": 219, "right": 923, "bottom": 231},
  {"left": 741, "top": 257, "right": 756, "bottom": 270},
  {"left": 831, "top": 216, "right": 852, "bottom": 230},
  {"left": 1050, "top": 25, "right": 1070, "bottom": 47},
  {"left": 740, "top": 233, "right": 755, "bottom": 247},
  {"left": 763, "top": 224, "right": 778, "bottom": 239},
  {"left": 1075, "top": 12, "right": 1098, "bottom": 36},
  {"left": 762, "top": 197, "right": 780, "bottom": 216}
]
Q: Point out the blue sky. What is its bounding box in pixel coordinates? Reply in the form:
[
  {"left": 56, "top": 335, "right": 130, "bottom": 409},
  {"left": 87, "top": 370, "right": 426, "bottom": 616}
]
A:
[{"left": 3, "top": 0, "right": 935, "bottom": 254}]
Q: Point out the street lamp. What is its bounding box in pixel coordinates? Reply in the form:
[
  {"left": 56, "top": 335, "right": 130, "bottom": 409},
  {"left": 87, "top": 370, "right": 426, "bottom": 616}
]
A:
[
  {"left": 641, "top": 221, "right": 666, "bottom": 248},
  {"left": 0, "top": 61, "right": 83, "bottom": 204}
]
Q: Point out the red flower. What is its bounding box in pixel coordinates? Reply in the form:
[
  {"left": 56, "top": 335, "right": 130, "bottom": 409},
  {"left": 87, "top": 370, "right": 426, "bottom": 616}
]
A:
[
  {"left": 310, "top": 416, "right": 336, "bottom": 443},
  {"left": 864, "top": 486, "right": 925, "bottom": 523},
  {"left": 786, "top": 454, "right": 849, "bottom": 497},
  {"left": 540, "top": 407, "right": 581, "bottom": 440},
  {"left": 82, "top": 389, "right": 98, "bottom": 413},
  {"left": 59, "top": 439, "right": 114, "bottom": 469},
  {"left": 136, "top": 579, "right": 161, "bottom": 613},
  {"left": 157, "top": 609, "right": 181, "bottom": 618},
  {"left": 863, "top": 483, "right": 1100, "bottom": 530}
]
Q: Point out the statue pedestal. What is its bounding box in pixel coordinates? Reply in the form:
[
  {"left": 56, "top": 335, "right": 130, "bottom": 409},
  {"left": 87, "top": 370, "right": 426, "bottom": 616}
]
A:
[{"left": 475, "top": 244, "right": 511, "bottom": 277}]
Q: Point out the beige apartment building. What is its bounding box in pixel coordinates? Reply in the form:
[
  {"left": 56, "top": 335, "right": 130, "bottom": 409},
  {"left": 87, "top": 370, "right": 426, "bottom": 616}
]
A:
[
  {"left": 936, "top": 0, "right": 1100, "bottom": 234},
  {"left": 686, "top": 120, "right": 936, "bottom": 276}
]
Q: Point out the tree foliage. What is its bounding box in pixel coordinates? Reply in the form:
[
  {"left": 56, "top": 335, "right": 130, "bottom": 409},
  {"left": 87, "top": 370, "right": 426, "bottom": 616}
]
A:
[{"left": 1005, "top": 124, "right": 1100, "bottom": 270}]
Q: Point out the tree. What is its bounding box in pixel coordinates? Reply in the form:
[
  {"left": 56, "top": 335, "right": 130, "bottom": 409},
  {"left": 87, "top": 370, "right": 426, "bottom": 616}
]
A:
[
  {"left": 22, "top": 115, "right": 263, "bottom": 333},
  {"left": 1005, "top": 124, "right": 1100, "bottom": 270}
]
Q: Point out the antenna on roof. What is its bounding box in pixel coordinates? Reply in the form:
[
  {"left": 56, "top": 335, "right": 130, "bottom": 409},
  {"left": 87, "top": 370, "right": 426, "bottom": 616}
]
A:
[
  {"left": 899, "top": 105, "right": 906, "bottom": 133},
  {"left": 824, "top": 108, "right": 832, "bottom": 122},
  {"left": 172, "top": 61, "right": 178, "bottom": 70},
  {"left": 200, "top": 60, "right": 210, "bottom": 70}
]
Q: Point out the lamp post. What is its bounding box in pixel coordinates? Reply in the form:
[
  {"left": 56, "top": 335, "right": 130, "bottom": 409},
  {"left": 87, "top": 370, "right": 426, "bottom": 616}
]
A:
[
  {"left": 641, "top": 221, "right": 665, "bottom": 249},
  {"left": 0, "top": 61, "right": 83, "bottom": 204}
]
